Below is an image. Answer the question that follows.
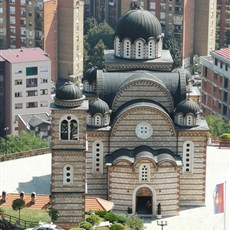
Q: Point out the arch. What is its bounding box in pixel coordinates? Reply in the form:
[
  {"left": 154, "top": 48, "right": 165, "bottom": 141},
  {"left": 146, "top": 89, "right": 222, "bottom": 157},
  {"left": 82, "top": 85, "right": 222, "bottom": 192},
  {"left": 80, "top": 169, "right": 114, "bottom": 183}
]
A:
[
  {"left": 135, "top": 39, "right": 144, "bottom": 59},
  {"left": 94, "top": 114, "right": 102, "bottom": 126},
  {"left": 185, "top": 114, "right": 194, "bottom": 126},
  {"left": 86, "top": 114, "right": 92, "bottom": 125},
  {"left": 63, "top": 164, "right": 73, "bottom": 186},
  {"left": 114, "top": 36, "right": 121, "bottom": 57},
  {"left": 183, "top": 141, "right": 194, "bottom": 173},
  {"left": 175, "top": 113, "right": 184, "bottom": 126},
  {"left": 132, "top": 185, "right": 157, "bottom": 215},
  {"left": 83, "top": 81, "right": 90, "bottom": 92},
  {"left": 59, "top": 114, "right": 79, "bottom": 140},
  {"left": 148, "top": 39, "right": 156, "bottom": 58},
  {"left": 124, "top": 39, "right": 131, "bottom": 58}
]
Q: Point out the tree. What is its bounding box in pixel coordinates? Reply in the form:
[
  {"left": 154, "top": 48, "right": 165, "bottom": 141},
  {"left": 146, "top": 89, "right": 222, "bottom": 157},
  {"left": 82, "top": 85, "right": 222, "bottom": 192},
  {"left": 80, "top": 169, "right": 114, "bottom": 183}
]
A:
[
  {"left": 205, "top": 115, "right": 230, "bottom": 139},
  {"left": 84, "top": 18, "right": 114, "bottom": 72},
  {"left": 163, "top": 37, "right": 182, "bottom": 69},
  {"left": 12, "top": 198, "right": 25, "bottom": 221},
  {"left": 192, "top": 54, "right": 201, "bottom": 74},
  {"left": 48, "top": 206, "right": 59, "bottom": 221}
]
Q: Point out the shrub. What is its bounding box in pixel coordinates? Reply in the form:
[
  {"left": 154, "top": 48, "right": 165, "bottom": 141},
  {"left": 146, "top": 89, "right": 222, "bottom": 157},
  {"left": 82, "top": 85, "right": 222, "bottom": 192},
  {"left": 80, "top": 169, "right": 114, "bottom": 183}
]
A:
[
  {"left": 115, "top": 214, "right": 128, "bottom": 224},
  {"left": 110, "top": 223, "right": 124, "bottom": 230},
  {"left": 157, "top": 203, "right": 161, "bottom": 215},
  {"left": 104, "top": 212, "right": 118, "bottom": 223},
  {"left": 127, "top": 207, "right": 132, "bottom": 214},
  {"left": 70, "top": 228, "right": 84, "bottom": 230},
  {"left": 80, "top": 221, "right": 93, "bottom": 230},
  {"left": 95, "top": 210, "right": 108, "bottom": 218},
  {"left": 220, "top": 133, "right": 230, "bottom": 141},
  {"left": 126, "top": 216, "right": 143, "bottom": 230},
  {"left": 86, "top": 214, "right": 100, "bottom": 225}
]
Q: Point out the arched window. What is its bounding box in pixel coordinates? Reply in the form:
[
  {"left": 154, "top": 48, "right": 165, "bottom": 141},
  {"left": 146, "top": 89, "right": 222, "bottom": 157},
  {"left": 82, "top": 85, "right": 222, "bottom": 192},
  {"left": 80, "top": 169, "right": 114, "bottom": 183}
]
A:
[
  {"left": 135, "top": 40, "right": 144, "bottom": 59},
  {"left": 87, "top": 114, "right": 92, "bottom": 125},
  {"left": 124, "top": 39, "right": 131, "bottom": 58},
  {"left": 139, "top": 164, "right": 150, "bottom": 182},
  {"left": 92, "top": 141, "right": 103, "bottom": 174},
  {"left": 148, "top": 40, "right": 155, "bottom": 58},
  {"left": 104, "top": 114, "right": 110, "bottom": 126},
  {"left": 63, "top": 164, "right": 73, "bottom": 185},
  {"left": 94, "top": 115, "right": 102, "bottom": 126},
  {"left": 186, "top": 115, "right": 194, "bottom": 126},
  {"left": 60, "top": 115, "right": 79, "bottom": 140},
  {"left": 84, "top": 81, "right": 90, "bottom": 92},
  {"left": 176, "top": 113, "right": 184, "bottom": 125},
  {"left": 183, "top": 141, "right": 194, "bottom": 173},
  {"left": 115, "top": 37, "right": 121, "bottom": 57}
]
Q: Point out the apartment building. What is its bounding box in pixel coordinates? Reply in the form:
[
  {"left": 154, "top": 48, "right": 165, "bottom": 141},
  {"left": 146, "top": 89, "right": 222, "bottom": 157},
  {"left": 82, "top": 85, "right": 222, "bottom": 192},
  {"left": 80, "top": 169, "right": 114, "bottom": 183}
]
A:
[
  {"left": 0, "top": 0, "right": 84, "bottom": 82},
  {"left": 0, "top": 48, "right": 52, "bottom": 136},
  {"left": 200, "top": 47, "right": 230, "bottom": 121},
  {"left": 216, "top": 0, "right": 230, "bottom": 48},
  {"left": 85, "top": 0, "right": 216, "bottom": 69}
]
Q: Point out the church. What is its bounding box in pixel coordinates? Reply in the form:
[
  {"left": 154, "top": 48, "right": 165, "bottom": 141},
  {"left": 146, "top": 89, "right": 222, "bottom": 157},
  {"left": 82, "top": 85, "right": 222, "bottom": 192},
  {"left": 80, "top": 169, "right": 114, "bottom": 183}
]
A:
[{"left": 50, "top": 9, "right": 209, "bottom": 229}]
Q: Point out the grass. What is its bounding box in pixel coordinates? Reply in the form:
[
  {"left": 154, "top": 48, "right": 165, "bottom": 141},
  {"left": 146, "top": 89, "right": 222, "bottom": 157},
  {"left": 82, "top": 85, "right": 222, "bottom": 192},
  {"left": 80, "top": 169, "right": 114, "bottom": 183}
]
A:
[{"left": 1, "top": 206, "right": 51, "bottom": 223}]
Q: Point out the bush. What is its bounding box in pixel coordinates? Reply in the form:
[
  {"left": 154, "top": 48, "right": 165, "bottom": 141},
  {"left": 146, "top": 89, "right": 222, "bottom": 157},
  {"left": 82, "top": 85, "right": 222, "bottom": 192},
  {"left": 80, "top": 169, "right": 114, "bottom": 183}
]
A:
[
  {"left": 80, "top": 221, "right": 93, "bottom": 230},
  {"left": 220, "top": 133, "right": 230, "bottom": 141},
  {"left": 126, "top": 216, "right": 143, "bottom": 230},
  {"left": 110, "top": 223, "right": 124, "bottom": 230},
  {"left": 86, "top": 214, "right": 100, "bottom": 225},
  {"left": 104, "top": 212, "right": 118, "bottom": 223},
  {"left": 127, "top": 207, "right": 132, "bottom": 214},
  {"left": 70, "top": 228, "right": 84, "bottom": 230},
  {"left": 115, "top": 214, "right": 128, "bottom": 224},
  {"left": 95, "top": 210, "right": 108, "bottom": 218}
]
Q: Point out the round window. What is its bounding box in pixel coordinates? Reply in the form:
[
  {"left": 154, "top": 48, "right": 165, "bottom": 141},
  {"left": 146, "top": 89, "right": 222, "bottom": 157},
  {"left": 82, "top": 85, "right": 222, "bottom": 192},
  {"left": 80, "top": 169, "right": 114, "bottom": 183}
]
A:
[{"left": 135, "top": 122, "right": 153, "bottom": 139}]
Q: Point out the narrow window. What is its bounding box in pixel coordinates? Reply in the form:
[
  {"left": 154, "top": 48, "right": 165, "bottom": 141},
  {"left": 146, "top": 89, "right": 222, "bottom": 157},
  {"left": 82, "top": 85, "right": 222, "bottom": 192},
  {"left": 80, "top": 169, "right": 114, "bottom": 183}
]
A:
[
  {"left": 139, "top": 164, "right": 150, "bottom": 182},
  {"left": 183, "top": 141, "right": 194, "bottom": 173},
  {"left": 60, "top": 115, "right": 79, "bottom": 140},
  {"left": 63, "top": 164, "right": 73, "bottom": 185},
  {"left": 92, "top": 141, "right": 103, "bottom": 174}
]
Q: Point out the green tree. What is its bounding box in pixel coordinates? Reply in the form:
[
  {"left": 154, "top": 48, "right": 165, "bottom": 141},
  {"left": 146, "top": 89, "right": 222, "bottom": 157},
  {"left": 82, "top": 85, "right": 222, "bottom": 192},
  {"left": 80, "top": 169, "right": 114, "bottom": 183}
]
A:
[
  {"left": 48, "top": 206, "right": 59, "bottom": 221},
  {"left": 84, "top": 18, "right": 114, "bottom": 72},
  {"left": 205, "top": 115, "right": 230, "bottom": 139},
  {"left": 0, "top": 131, "right": 49, "bottom": 155},
  {"left": 163, "top": 37, "right": 182, "bottom": 69},
  {"left": 12, "top": 198, "right": 25, "bottom": 221},
  {"left": 192, "top": 54, "right": 201, "bottom": 74}
]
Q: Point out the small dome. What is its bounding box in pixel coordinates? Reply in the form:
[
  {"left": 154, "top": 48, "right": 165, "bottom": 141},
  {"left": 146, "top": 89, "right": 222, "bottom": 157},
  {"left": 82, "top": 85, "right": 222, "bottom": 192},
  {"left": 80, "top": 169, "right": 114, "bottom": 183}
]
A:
[
  {"left": 82, "top": 67, "right": 97, "bottom": 83},
  {"left": 175, "top": 99, "right": 201, "bottom": 116},
  {"left": 56, "top": 82, "right": 82, "bottom": 100},
  {"left": 89, "top": 98, "right": 110, "bottom": 116},
  {"left": 54, "top": 82, "right": 85, "bottom": 108},
  {"left": 114, "top": 9, "right": 162, "bottom": 42},
  {"left": 172, "top": 68, "right": 192, "bottom": 83}
]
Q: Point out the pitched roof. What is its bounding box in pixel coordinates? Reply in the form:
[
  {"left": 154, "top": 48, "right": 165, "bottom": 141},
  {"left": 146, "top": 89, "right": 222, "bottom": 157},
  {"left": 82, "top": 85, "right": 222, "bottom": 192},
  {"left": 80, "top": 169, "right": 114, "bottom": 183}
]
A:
[{"left": 215, "top": 48, "right": 230, "bottom": 59}]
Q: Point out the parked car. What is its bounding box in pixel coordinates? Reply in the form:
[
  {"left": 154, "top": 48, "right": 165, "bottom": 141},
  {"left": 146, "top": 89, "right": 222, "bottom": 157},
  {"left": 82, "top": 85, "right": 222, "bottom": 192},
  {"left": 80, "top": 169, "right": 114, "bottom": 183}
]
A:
[{"left": 26, "top": 222, "right": 63, "bottom": 230}]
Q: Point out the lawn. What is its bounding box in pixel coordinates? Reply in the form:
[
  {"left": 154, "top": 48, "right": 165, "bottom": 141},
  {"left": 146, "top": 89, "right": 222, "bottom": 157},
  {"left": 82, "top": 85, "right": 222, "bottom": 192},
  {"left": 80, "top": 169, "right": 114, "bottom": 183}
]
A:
[{"left": 1, "top": 206, "right": 51, "bottom": 223}]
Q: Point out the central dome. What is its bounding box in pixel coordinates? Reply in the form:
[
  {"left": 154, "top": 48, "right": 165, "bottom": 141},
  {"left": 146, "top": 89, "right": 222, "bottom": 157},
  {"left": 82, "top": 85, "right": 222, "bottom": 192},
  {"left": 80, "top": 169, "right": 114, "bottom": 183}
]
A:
[{"left": 114, "top": 9, "right": 162, "bottom": 42}]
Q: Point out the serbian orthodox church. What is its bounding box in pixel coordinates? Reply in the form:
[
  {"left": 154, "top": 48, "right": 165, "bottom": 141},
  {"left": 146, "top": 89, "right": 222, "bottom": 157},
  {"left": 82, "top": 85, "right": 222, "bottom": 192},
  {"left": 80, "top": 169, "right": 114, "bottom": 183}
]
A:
[{"left": 50, "top": 9, "right": 209, "bottom": 229}]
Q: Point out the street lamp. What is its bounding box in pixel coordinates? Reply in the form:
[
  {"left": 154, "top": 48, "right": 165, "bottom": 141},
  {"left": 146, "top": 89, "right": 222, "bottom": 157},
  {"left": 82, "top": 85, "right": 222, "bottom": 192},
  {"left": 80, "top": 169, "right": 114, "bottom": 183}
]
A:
[
  {"left": 4, "top": 127, "right": 9, "bottom": 155},
  {"left": 157, "top": 220, "right": 167, "bottom": 230}
]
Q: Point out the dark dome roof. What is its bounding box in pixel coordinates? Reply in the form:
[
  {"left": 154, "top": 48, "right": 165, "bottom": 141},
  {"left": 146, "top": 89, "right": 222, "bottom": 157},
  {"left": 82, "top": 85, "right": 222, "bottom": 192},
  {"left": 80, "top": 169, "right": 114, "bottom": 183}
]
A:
[
  {"left": 82, "top": 67, "right": 97, "bottom": 83},
  {"left": 89, "top": 98, "right": 110, "bottom": 116},
  {"left": 56, "top": 82, "right": 82, "bottom": 100},
  {"left": 175, "top": 99, "right": 201, "bottom": 116},
  {"left": 114, "top": 9, "right": 162, "bottom": 42},
  {"left": 172, "top": 68, "right": 192, "bottom": 83}
]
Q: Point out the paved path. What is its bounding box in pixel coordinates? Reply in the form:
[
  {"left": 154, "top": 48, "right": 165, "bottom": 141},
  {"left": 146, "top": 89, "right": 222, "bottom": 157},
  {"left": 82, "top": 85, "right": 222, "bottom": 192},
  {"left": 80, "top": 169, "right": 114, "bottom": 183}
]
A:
[{"left": 144, "top": 145, "right": 230, "bottom": 230}]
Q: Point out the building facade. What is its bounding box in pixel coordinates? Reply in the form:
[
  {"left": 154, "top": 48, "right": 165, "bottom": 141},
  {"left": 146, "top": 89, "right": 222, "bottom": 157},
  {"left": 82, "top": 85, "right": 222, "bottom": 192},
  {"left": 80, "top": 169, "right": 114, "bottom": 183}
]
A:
[
  {"left": 216, "top": 0, "right": 230, "bottom": 49},
  {"left": 85, "top": 0, "right": 216, "bottom": 69},
  {"left": 0, "top": 0, "right": 84, "bottom": 83},
  {"left": 200, "top": 47, "right": 230, "bottom": 121},
  {"left": 0, "top": 48, "right": 52, "bottom": 136},
  {"left": 51, "top": 9, "right": 209, "bottom": 229}
]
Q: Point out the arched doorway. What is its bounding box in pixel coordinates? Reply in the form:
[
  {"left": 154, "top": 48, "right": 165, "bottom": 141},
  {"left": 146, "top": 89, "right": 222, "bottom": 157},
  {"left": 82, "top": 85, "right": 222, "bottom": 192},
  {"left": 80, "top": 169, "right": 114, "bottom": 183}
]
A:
[{"left": 136, "top": 187, "right": 153, "bottom": 214}]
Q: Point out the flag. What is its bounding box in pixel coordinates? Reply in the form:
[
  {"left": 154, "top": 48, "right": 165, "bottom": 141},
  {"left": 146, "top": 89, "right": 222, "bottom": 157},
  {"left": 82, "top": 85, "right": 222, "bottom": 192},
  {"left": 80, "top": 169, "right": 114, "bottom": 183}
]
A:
[{"left": 214, "top": 183, "right": 224, "bottom": 213}]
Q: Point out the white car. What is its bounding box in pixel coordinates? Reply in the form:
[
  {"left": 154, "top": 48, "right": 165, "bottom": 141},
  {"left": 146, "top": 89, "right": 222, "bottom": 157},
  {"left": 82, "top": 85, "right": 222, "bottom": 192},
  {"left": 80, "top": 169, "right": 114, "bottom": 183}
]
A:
[{"left": 26, "top": 222, "right": 63, "bottom": 230}]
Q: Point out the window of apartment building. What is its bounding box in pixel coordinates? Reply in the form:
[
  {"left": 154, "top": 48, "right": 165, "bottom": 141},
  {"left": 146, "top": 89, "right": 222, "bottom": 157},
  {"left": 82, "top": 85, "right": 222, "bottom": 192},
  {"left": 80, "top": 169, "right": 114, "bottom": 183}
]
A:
[
  {"left": 40, "top": 101, "right": 48, "bottom": 107},
  {"left": 15, "top": 92, "right": 22, "bottom": 97},
  {"left": 213, "top": 85, "right": 216, "bottom": 92},
  {"left": 160, "top": 3, "right": 166, "bottom": 11},
  {"left": 0, "top": 8, "right": 3, "bottom": 14},
  {"left": 20, "top": 0, "right": 26, "bottom": 5},
  {"left": 10, "top": 7, "right": 15, "bottom": 14},
  {"left": 28, "top": 30, "right": 32, "bottom": 37},
  {"left": 26, "top": 67, "right": 37, "bottom": 76},
  {"left": 40, "top": 89, "right": 48, "bottom": 95},
  {"left": 40, "top": 66, "right": 48, "bottom": 72},
  {"left": 14, "top": 68, "right": 22, "bottom": 74},
  {"left": 225, "top": 64, "right": 228, "bottom": 71},
  {"left": 223, "top": 105, "right": 227, "bottom": 116},
  {"left": 223, "top": 91, "right": 228, "bottom": 102},
  {"left": 26, "top": 102, "right": 38, "bottom": 108},
  {"left": 15, "top": 103, "right": 23, "bottom": 109},
  {"left": 15, "top": 79, "right": 22, "bottom": 85},
  {"left": 0, "top": 28, "right": 3, "bottom": 35},
  {"left": 224, "top": 78, "right": 228, "bottom": 89},
  {"left": 160, "top": 12, "right": 165, "bottom": 20},
  {"left": 149, "top": 2, "right": 156, "bottom": 9},
  {"left": 220, "top": 61, "right": 223, "bottom": 68},
  {"left": 21, "top": 9, "right": 26, "bottom": 17},
  {"left": 215, "top": 58, "right": 218, "bottom": 66},
  {"left": 204, "top": 67, "right": 207, "bottom": 77},
  {"left": 10, "top": 38, "right": 16, "bottom": 45},
  {"left": 28, "top": 11, "right": 32, "bottom": 16},
  {"left": 0, "top": 18, "right": 3, "bottom": 24},
  {"left": 26, "top": 90, "right": 37, "bottom": 97},
  {"left": 214, "top": 73, "right": 217, "bottom": 80},
  {"left": 10, "top": 0, "right": 15, "bottom": 3},
  {"left": 26, "top": 78, "right": 37, "bottom": 87},
  {"left": 10, "top": 27, "right": 15, "bottom": 34},
  {"left": 10, "top": 16, "right": 15, "bottom": 24},
  {"left": 21, "top": 27, "right": 26, "bottom": 36}
]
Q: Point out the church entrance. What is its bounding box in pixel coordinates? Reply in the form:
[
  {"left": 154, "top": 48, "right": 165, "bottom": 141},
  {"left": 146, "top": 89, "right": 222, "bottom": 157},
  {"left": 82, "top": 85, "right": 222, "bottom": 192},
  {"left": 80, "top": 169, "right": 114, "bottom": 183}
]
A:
[{"left": 136, "top": 187, "right": 153, "bottom": 214}]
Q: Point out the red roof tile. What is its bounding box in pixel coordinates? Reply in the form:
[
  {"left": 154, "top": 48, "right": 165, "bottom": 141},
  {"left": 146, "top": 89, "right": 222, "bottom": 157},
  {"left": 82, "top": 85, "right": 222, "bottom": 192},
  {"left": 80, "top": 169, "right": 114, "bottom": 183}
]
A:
[{"left": 215, "top": 48, "right": 230, "bottom": 59}]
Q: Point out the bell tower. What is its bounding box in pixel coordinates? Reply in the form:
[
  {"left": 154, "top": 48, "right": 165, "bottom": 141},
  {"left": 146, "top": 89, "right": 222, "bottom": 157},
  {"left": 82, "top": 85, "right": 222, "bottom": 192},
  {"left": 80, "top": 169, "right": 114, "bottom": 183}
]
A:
[{"left": 50, "top": 82, "right": 88, "bottom": 229}]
